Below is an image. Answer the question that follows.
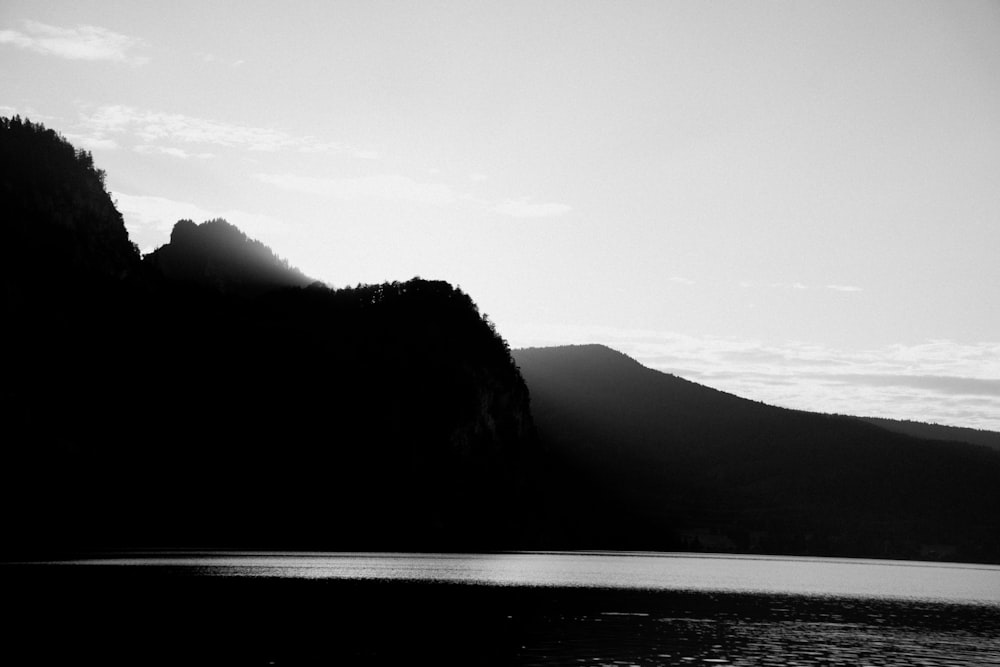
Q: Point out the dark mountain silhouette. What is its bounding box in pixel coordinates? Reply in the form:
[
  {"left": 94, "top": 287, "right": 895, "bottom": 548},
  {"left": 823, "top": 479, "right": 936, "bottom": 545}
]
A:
[
  {"left": 860, "top": 416, "right": 1000, "bottom": 453},
  {"left": 6, "top": 115, "right": 998, "bottom": 564},
  {"left": 144, "top": 218, "right": 312, "bottom": 297},
  {"left": 513, "top": 344, "right": 1000, "bottom": 562},
  {"left": 2, "top": 117, "right": 539, "bottom": 556},
  {"left": 1, "top": 116, "right": 140, "bottom": 300}
]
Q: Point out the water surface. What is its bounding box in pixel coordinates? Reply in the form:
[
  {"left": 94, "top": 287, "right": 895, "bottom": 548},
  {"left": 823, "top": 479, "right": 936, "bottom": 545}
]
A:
[
  {"left": 55, "top": 550, "right": 1000, "bottom": 603},
  {"left": 7, "top": 552, "right": 999, "bottom": 665}
]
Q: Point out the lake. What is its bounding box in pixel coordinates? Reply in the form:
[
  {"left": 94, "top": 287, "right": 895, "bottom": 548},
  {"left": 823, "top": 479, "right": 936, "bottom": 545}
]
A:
[{"left": 4, "top": 552, "right": 999, "bottom": 665}]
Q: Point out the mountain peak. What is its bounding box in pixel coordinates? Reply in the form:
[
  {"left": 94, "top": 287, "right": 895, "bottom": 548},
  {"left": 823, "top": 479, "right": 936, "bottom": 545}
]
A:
[
  {"left": 145, "top": 218, "right": 312, "bottom": 297},
  {"left": 169, "top": 218, "right": 199, "bottom": 244}
]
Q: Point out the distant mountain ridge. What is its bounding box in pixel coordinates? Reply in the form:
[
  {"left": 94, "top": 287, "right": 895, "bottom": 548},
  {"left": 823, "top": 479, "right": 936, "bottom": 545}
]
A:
[
  {"left": 513, "top": 344, "right": 1000, "bottom": 562},
  {"left": 859, "top": 416, "right": 1000, "bottom": 452}
]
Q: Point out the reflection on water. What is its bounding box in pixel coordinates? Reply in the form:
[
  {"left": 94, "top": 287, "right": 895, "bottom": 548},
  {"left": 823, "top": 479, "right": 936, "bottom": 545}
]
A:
[
  {"left": 7, "top": 552, "right": 1000, "bottom": 666},
  {"left": 62, "top": 551, "right": 1000, "bottom": 603}
]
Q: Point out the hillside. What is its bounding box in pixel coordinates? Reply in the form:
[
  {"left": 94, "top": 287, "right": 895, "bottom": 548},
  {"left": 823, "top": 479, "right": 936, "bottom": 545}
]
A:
[
  {"left": 860, "top": 416, "right": 1000, "bottom": 453},
  {"left": 514, "top": 344, "right": 1000, "bottom": 561},
  {"left": 2, "top": 117, "right": 539, "bottom": 556}
]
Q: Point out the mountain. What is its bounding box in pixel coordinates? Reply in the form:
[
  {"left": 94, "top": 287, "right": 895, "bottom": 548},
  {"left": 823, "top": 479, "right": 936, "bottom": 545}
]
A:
[
  {"left": 513, "top": 344, "right": 1000, "bottom": 561},
  {"left": 860, "top": 416, "right": 1000, "bottom": 453},
  {"left": 1, "top": 116, "right": 140, "bottom": 299},
  {"left": 2, "top": 117, "right": 539, "bottom": 556},
  {"left": 144, "top": 218, "right": 312, "bottom": 296},
  {"left": 7, "top": 116, "right": 997, "bottom": 563},
  {"left": 104, "top": 274, "right": 540, "bottom": 552}
]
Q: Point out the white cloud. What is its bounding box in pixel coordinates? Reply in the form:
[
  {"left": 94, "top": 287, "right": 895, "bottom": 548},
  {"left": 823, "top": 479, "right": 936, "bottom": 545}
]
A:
[
  {"left": 827, "top": 284, "right": 864, "bottom": 292},
  {"left": 0, "top": 21, "right": 148, "bottom": 65},
  {"left": 78, "top": 105, "right": 379, "bottom": 159},
  {"left": 257, "top": 173, "right": 459, "bottom": 207},
  {"left": 669, "top": 276, "right": 696, "bottom": 286},
  {"left": 495, "top": 199, "right": 572, "bottom": 219},
  {"left": 508, "top": 322, "right": 1000, "bottom": 431},
  {"left": 84, "top": 105, "right": 294, "bottom": 151},
  {"left": 65, "top": 133, "right": 119, "bottom": 151},
  {"left": 134, "top": 144, "right": 214, "bottom": 159}
]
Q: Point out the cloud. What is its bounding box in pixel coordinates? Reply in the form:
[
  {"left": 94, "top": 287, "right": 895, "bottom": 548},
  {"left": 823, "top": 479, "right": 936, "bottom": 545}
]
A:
[
  {"left": 64, "top": 133, "right": 119, "bottom": 151},
  {"left": 84, "top": 105, "right": 294, "bottom": 151},
  {"left": 815, "top": 374, "right": 1000, "bottom": 397},
  {"left": 78, "top": 105, "right": 377, "bottom": 158},
  {"left": 257, "top": 173, "right": 460, "bottom": 207},
  {"left": 134, "top": 144, "right": 214, "bottom": 159},
  {"left": 506, "top": 322, "right": 1000, "bottom": 431},
  {"left": 495, "top": 199, "right": 572, "bottom": 219},
  {"left": 0, "top": 21, "right": 148, "bottom": 65}
]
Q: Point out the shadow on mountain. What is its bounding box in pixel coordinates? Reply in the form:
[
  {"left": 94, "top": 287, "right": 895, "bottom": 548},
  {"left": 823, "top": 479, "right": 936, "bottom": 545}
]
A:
[{"left": 513, "top": 344, "right": 1000, "bottom": 561}]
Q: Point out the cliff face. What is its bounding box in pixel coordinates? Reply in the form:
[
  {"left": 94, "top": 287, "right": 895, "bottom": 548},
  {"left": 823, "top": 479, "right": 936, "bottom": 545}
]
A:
[{"left": 2, "top": 118, "right": 540, "bottom": 555}]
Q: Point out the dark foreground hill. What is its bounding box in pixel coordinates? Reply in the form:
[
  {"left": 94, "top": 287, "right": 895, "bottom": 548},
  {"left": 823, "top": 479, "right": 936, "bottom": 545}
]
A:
[
  {"left": 513, "top": 344, "right": 1000, "bottom": 562},
  {"left": 2, "top": 117, "right": 539, "bottom": 556}
]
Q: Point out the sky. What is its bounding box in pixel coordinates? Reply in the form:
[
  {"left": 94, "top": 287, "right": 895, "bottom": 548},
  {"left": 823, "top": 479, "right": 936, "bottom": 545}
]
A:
[{"left": 2, "top": 0, "right": 999, "bottom": 430}]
